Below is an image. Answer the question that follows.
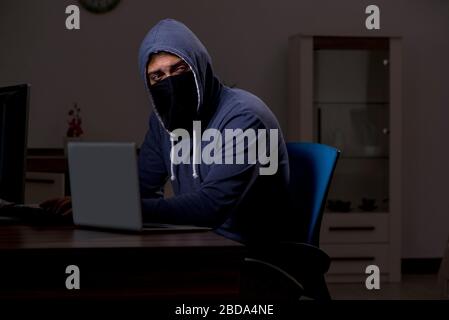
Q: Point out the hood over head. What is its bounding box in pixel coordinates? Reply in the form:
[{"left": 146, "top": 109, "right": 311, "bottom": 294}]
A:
[{"left": 138, "top": 18, "right": 222, "bottom": 130}]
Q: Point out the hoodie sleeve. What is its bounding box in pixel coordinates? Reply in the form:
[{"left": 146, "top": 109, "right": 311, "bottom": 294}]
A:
[
  {"left": 141, "top": 110, "right": 267, "bottom": 228},
  {"left": 138, "top": 112, "right": 169, "bottom": 199}
]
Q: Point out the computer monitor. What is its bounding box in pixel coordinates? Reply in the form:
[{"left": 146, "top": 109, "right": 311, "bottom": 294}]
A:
[{"left": 0, "top": 84, "right": 30, "bottom": 203}]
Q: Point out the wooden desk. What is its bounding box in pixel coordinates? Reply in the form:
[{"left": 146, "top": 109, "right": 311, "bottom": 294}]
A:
[{"left": 0, "top": 225, "right": 245, "bottom": 300}]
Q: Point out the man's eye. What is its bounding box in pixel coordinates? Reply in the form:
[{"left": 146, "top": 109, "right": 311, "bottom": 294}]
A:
[
  {"left": 175, "top": 65, "right": 188, "bottom": 73},
  {"left": 150, "top": 73, "right": 162, "bottom": 82}
]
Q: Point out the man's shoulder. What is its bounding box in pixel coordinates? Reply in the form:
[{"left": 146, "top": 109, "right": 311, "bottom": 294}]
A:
[
  {"left": 219, "top": 87, "right": 279, "bottom": 127},
  {"left": 222, "top": 87, "right": 265, "bottom": 109}
]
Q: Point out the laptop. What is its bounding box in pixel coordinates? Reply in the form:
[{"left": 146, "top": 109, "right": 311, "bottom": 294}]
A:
[{"left": 68, "top": 142, "right": 211, "bottom": 232}]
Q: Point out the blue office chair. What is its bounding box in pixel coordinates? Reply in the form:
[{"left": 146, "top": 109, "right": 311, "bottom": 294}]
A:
[
  {"left": 242, "top": 142, "right": 340, "bottom": 300},
  {"left": 286, "top": 142, "right": 340, "bottom": 246}
]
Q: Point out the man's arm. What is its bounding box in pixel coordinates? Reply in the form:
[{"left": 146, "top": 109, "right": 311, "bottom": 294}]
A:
[
  {"left": 141, "top": 111, "right": 267, "bottom": 228},
  {"left": 138, "top": 112, "right": 169, "bottom": 199}
]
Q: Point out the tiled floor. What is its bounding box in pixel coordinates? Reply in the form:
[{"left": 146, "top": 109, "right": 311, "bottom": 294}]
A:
[{"left": 328, "top": 274, "right": 445, "bottom": 300}]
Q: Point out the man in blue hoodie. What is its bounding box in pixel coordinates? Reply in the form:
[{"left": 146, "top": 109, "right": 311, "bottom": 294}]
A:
[{"left": 137, "top": 19, "right": 289, "bottom": 244}]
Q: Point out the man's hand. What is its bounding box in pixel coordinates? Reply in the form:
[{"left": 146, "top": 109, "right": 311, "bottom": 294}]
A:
[{"left": 39, "top": 197, "right": 73, "bottom": 218}]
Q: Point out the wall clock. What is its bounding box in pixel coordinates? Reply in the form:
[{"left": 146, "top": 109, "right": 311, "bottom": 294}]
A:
[{"left": 79, "top": 0, "right": 121, "bottom": 14}]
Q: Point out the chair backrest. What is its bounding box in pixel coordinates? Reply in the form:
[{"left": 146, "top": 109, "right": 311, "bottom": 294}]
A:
[{"left": 286, "top": 142, "right": 340, "bottom": 246}]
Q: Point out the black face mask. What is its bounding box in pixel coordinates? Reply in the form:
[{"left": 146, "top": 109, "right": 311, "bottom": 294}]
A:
[{"left": 149, "top": 71, "right": 198, "bottom": 132}]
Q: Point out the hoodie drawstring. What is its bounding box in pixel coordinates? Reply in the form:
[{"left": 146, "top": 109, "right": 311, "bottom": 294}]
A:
[
  {"left": 192, "top": 129, "right": 199, "bottom": 179},
  {"left": 169, "top": 131, "right": 199, "bottom": 181},
  {"left": 169, "top": 133, "right": 176, "bottom": 181}
]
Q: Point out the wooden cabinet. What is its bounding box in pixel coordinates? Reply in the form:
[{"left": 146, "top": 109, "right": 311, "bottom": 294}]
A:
[
  {"left": 320, "top": 213, "right": 389, "bottom": 244},
  {"left": 288, "top": 35, "right": 402, "bottom": 282},
  {"left": 25, "top": 172, "right": 65, "bottom": 204},
  {"left": 25, "top": 152, "right": 68, "bottom": 204}
]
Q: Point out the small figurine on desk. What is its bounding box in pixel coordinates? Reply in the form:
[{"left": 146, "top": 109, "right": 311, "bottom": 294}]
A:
[
  {"left": 67, "top": 102, "right": 84, "bottom": 138},
  {"left": 64, "top": 102, "right": 84, "bottom": 155}
]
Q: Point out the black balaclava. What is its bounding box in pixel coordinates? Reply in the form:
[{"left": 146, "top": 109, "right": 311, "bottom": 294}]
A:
[{"left": 148, "top": 70, "right": 198, "bottom": 133}]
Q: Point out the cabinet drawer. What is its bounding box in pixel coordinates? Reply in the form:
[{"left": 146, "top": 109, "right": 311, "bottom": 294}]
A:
[
  {"left": 321, "top": 243, "right": 390, "bottom": 275},
  {"left": 320, "top": 213, "right": 389, "bottom": 244},
  {"left": 25, "top": 172, "right": 65, "bottom": 204}
]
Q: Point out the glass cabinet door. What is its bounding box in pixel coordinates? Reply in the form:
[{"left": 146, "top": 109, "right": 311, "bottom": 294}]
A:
[{"left": 314, "top": 39, "right": 390, "bottom": 214}]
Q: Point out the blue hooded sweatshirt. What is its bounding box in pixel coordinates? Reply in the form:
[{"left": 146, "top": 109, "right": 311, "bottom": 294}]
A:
[{"left": 138, "top": 19, "right": 289, "bottom": 244}]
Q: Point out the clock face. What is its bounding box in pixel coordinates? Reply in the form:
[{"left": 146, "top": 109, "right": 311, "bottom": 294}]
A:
[{"left": 79, "top": 0, "right": 121, "bottom": 14}]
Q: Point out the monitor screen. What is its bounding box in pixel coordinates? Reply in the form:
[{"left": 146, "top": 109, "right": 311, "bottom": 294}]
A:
[{"left": 0, "top": 84, "right": 29, "bottom": 203}]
